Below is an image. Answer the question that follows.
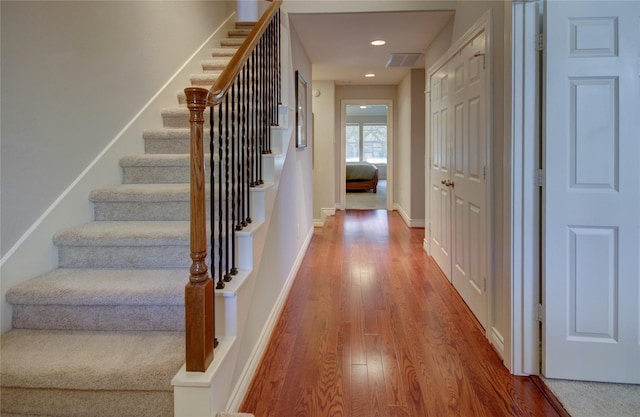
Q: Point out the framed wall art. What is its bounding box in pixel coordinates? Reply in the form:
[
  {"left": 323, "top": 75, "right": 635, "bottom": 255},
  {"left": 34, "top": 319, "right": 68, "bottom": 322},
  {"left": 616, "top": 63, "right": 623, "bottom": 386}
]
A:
[{"left": 295, "top": 70, "right": 307, "bottom": 148}]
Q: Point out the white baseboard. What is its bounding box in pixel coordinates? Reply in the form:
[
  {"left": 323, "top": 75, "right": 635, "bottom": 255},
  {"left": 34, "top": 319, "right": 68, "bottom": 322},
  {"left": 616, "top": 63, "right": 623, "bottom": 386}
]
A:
[
  {"left": 320, "top": 207, "right": 336, "bottom": 224},
  {"left": 423, "top": 238, "right": 430, "bottom": 256},
  {"left": 393, "top": 204, "right": 425, "bottom": 228},
  {"left": 490, "top": 326, "right": 505, "bottom": 360},
  {"left": 313, "top": 207, "right": 336, "bottom": 227},
  {"left": 225, "top": 225, "right": 314, "bottom": 412}
]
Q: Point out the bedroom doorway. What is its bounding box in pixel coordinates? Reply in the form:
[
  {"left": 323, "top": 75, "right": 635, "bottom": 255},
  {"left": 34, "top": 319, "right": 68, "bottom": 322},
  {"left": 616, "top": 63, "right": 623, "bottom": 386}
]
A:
[{"left": 340, "top": 100, "right": 393, "bottom": 211}]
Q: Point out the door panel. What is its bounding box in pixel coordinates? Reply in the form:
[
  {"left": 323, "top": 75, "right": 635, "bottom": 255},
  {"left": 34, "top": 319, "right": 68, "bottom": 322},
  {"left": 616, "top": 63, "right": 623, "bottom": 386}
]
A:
[
  {"left": 430, "top": 71, "right": 452, "bottom": 280},
  {"left": 450, "top": 32, "right": 488, "bottom": 329},
  {"left": 543, "top": 0, "right": 640, "bottom": 383}
]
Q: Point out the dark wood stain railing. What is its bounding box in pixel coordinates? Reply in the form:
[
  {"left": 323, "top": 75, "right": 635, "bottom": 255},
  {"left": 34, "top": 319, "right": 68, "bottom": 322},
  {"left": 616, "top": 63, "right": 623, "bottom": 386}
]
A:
[{"left": 184, "top": 0, "right": 282, "bottom": 372}]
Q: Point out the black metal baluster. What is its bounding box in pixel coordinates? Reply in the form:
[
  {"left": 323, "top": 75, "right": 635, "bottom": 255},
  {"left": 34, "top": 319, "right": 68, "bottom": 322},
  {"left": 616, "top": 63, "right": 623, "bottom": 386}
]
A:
[
  {"left": 241, "top": 65, "right": 251, "bottom": 226},
  {"left": 217, "top": 101, "right": 225, "bottom": 290},
  {"left": 257, "top": 41, "right": 264, "bottom": 185},
  {"left": 263, "top": 33, "right": 271, "bottom": 155},
  {"left": 251, "top": 50, "right": 257, "bottom": 187},
  {"left": 277, "top": 10, "right": 282, "bottom": 110},
  {"left": 271, "top": 19, "right": 277, "bottom": 126},
  {"left": 229, "top": 84, "right": 238, "bottom": 277},
  {"left": 223, "top": 95, "right": 231, "bottom": 283},
  {"left": 208, "top": 105, "right": 220, "bottom": 347}
]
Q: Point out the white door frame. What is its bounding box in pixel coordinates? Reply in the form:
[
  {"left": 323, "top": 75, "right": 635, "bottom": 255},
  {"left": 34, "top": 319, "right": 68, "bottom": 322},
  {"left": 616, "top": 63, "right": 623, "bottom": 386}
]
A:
[
  {"left": 339, "top": 99, "right": 394, "bottom": 211},
  {"left": 425, "top": 10, "right": 494, "bottom": 343},
  {"left": 509, "top": 0, "right": 541, "bottom": 376}
]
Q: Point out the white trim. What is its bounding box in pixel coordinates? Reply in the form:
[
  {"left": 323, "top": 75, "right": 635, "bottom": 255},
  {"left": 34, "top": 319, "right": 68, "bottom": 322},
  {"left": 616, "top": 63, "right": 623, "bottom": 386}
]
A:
[
  {"left": 339, "top": 99, "right": 394, "bottom": 211},
  {"left": 313, "top": 207, "right": 336, "bottom": 227},
  {"left": 224, "top": 226, "right": 314, "bottom": 412},
  {"left": 394, "top": 204, "right": 426, "bottom": 228},
  {"left": 321, "top": 207, "right": 336, "bottom": 221},
  {"left": 509, "top": 0, "right": 541, "bottom": 376},
  {"left": 491, "top": 326, "right": 506, "bottom": 355},
  {"left": 425, "top": 10, "right": 495, "bottom": 346}
]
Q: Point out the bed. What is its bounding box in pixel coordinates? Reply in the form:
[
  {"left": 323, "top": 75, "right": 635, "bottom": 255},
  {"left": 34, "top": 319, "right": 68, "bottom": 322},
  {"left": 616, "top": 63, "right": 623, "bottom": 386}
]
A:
[{"left": 346, "top": 161, "right": 379, "bottom": 193}]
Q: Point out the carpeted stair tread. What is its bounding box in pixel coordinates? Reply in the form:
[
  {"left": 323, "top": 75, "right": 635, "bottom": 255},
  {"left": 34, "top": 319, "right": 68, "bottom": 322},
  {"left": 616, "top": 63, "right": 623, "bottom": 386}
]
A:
[
  {"left": 142, "top": 128, "right": 192, "bottom": 154},
  {"left": 90, "top": 183, "right": 193, "bottom": 202},
  {"left": 212, "top": 48, "right": 238, "bottom": 57},
  {"left": 119, "top": 153, "right": 213, "bottom": 184},
  {"left": 228, "top": 29, "right": 252, "bottom": 38},
  {"left": 235, "top": 21, "right": 256, "bottom": 27},
  {"left": 202, "top": 58, "right": 233, "bottom": 72},
  {"left": 120, "top": 154, "right": 193, "bottom": 167},
  {"left": 53, "top": 221, "right": 189, "bottom": 246},
  {"left": 191, "top": 72, "right": 222, "bottom": 86},
  {"left": 220, "top": 38, "right": 244, "bottom": 48},
  {"left": 1, "top": 329, "right": 183, "bottom": 391},
  {"left": 162, "top": 107, "right": 213, "bottom": 129},
  {"left": 6, "top": 268, "right": 184, "bottom": 306}
]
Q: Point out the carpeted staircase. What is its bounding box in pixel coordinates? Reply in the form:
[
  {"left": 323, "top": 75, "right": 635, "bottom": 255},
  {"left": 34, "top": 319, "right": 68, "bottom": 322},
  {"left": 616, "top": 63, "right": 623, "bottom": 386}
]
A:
[{"left": 1, "top": 22, "right": 258, "bottom": 417}]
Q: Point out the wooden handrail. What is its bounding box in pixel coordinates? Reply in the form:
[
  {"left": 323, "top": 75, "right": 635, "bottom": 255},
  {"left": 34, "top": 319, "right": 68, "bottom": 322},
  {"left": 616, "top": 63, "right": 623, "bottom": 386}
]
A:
[{"left": 206, "top": 0, "right": 282, "bottom": 106}]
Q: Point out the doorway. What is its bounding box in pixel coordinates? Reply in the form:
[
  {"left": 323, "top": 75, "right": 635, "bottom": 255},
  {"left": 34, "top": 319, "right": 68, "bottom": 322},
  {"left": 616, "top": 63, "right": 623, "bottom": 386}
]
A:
[{"left": 340, "top": 100, "right": 393, "bottom": 211}]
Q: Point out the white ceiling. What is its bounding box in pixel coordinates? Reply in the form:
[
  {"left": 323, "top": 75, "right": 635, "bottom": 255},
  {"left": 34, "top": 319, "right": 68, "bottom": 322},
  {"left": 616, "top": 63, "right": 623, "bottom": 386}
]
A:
[{"left": 289, "top": 10, "right": 455, "bottom": 86}]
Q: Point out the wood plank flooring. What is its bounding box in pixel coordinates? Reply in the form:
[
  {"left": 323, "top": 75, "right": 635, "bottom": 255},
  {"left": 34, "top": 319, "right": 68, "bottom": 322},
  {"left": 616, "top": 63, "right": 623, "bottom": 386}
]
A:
[{"left": 240, "top": 210, "right": 561, "bottom": 417}]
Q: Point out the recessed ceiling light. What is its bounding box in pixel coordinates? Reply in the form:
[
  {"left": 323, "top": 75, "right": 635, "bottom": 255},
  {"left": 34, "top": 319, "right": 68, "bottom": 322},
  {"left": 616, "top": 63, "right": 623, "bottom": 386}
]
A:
[
  {"left": 365, "top": 73, "right": 376, "bottom": 78},
  {"left": 360, "top": 105, "right": 368, "bottom": 109},
  {"left": 371, "top": 40, "right": 386, "bottom": 46}
]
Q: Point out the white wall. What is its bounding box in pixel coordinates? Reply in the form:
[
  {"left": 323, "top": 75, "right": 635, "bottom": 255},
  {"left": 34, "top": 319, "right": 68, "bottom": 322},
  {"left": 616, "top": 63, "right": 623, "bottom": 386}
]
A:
[
  {"left": 397, "top": 74, "right": 414, "bottom": 218},
  {"left": 311, "top": 80, "right": 336, "bottom": 224},
  {"left": 0, "top": 0, "right": 236, "bottom": 332},
  {"left": 396, "top": 69, "right": 426, "bottom": 226}
]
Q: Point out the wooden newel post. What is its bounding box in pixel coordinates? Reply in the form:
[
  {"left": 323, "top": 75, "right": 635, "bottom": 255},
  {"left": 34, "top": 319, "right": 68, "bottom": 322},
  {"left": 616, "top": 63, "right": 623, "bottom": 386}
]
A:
[{"left": 184, "top": 87, "right": 214, "bottom": 372}]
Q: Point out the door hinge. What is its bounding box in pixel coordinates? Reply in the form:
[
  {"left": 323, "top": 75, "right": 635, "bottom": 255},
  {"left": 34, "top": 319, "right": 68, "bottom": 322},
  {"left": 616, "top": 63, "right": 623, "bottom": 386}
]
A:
[
  {"left": 536, "top": 304, "right": 544, "bottom": 322},
  {"left": 536, "top": 169, "right": 544, "bottom": 187},
  {"left": 536, "top": 33, "right": 544, "bottom": 51},
  {"left": 483, "top": 166, "right": 487, "bottom": 180},
  {"left": 483, "top": 277, "right": 487, "bottom": 292}
]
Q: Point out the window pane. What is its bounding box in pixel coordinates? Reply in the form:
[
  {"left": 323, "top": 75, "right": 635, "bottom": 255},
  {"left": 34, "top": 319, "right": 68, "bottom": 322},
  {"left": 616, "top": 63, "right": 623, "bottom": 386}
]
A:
[
  {"left": 362, "top": 124, "right": 387, "bottom": 163},
  {"left": 346, "top": 124, "right": 360, "bottom": 162}
]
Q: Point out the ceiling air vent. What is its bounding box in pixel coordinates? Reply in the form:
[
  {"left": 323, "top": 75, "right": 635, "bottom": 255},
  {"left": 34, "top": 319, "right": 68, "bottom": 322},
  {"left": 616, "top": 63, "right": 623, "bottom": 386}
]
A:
[{"left": 386, "top": 53, "right": 423, "bottom": 68}]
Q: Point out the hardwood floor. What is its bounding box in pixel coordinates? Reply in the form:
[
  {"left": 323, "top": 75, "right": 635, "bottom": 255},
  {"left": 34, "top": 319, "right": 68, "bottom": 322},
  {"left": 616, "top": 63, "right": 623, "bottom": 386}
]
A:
[{"left": 240, "top": 210, "right": 561, "bottom": 417}]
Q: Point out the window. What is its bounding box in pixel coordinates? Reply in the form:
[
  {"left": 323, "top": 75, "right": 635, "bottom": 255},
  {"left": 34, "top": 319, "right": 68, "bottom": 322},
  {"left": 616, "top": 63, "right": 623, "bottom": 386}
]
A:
[
  {"left": 346, "top": 124, "right": 360, "bottom": 162},
  {"left": 345, "top": 104, "right": 388, "bottom": 164},
  {"left": 362, "top": 124, "right": 387, "bottom": 163}
]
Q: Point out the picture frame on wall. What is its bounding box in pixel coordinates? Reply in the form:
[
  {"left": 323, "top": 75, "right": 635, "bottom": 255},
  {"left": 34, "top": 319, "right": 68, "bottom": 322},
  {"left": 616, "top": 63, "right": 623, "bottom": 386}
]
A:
[{"left": 295, "top": 70, "right": 307, "bottom": 148}]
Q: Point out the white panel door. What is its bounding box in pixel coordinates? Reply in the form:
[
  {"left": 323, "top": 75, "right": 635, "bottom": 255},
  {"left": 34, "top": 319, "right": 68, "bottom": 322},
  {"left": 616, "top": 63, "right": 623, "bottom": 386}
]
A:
[
  {"left": 543, "top": 0, "right": 640, "bottom": 383},
  {"left": 430, "top": 66, "right": 453, "bottom": 281},
  {"left": 430, "top": 30, "right": 488, "bottom": 329},
  {"left": 449, "top": 32, "right": 488, "bottom": 329}
]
